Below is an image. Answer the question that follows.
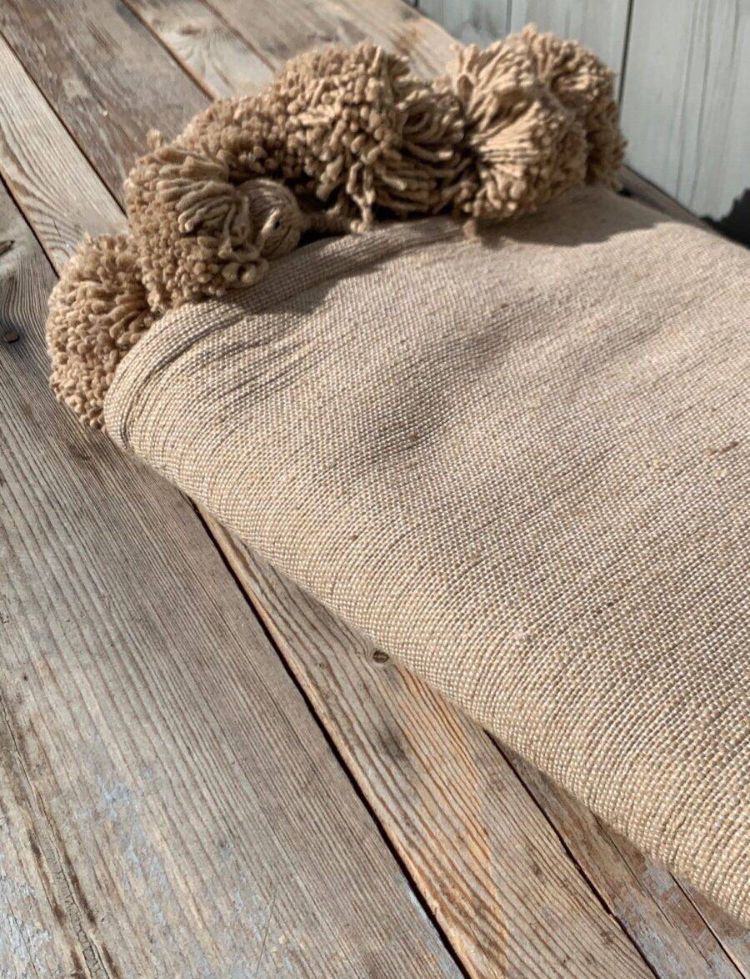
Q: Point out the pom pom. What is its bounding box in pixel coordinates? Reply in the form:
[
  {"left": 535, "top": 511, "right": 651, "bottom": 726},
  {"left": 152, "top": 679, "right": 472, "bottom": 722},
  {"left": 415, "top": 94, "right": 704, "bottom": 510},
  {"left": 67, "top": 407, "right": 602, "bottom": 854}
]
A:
[
  {"left": 180, "top": 94, "right": 295, "bottom": 183},
  {"left": 242, "top": 178, "right": 306, "bottom": 258},
  {"left": 125, "top": 141, "right": 305, "bottom": 310},
  {"left": 47, "top": 37, "right": 629, "bottom": 427},
  {"left": 444, "top": 40, "right": 587, "bottom": 220},
  {"left": 46, "top": 233, "right": 153, "bottom": 428},
  {"left": 272, "top": 43, "right": 467, "bottom": 227},
  {"left": 507, "top": 25, "right": 626, "bottom": 185}
]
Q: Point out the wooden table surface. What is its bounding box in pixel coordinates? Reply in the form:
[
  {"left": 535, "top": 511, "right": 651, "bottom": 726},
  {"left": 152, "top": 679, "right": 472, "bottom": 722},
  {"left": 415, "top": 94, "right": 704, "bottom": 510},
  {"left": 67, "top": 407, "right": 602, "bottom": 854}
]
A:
[{"left": 0, "top": 1, "right": 747, "bottom": 976}]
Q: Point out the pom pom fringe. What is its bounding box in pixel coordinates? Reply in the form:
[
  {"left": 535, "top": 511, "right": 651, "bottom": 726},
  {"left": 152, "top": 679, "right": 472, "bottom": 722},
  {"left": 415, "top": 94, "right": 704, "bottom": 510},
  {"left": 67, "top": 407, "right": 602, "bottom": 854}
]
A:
[{"left": 47, "top": 27, "right": 625, "bottom": 427}]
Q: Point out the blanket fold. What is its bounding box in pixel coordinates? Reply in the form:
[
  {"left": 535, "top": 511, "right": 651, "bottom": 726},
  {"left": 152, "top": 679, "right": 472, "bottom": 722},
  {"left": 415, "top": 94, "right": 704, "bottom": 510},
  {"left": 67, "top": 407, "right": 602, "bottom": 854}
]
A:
[{"left": 103, "top": 187, "right": 750, "bottom": 923}]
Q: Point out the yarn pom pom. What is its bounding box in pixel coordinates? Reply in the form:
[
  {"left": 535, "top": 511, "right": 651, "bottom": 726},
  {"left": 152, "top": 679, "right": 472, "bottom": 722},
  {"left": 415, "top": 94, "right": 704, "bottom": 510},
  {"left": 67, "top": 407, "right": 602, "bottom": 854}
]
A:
[
  {"left": 46, "top": 35, "right": 627, "bottom": 428},
  {"left": 180, "top": 34, "right": 621, "bottom": 229},
  {"left": 271, "top": 43, "right": 467, "bottom": 227},
  {"left": 125, "top": 138, "right": 305, "bottom": 310},
  {"left": 507, "top": 26, "right": 625, "bottom": 184},
  {"left": 444, "top": 39, "right": 587, "bottom": 221},
  {"left": 47, "top": 233, "right": 153, "bottom": 429}
]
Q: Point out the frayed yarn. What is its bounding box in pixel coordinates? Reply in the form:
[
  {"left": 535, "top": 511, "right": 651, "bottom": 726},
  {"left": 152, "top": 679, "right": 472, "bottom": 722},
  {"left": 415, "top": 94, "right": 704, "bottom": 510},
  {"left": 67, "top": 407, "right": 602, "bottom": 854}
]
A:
[
  {"left": 509, "top": 26, "right": 625, "bottom": 185},
  {"left": 47, "top": 28, "right": 625, "bottom": 427},
  {"left": 182, "top": 43, "right": 468, "bottom": 230}
]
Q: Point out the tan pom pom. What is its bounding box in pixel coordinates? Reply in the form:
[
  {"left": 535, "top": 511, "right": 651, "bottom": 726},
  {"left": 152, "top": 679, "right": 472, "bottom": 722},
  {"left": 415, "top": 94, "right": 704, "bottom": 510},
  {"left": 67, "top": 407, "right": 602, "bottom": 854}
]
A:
[
  {"left": 46, "top": 233, "right": 153, "bottom": 428},
  {"left": 445, "top": 40, "right": 587, "bottom": 221},
  {"left": 508, "top": 25, "right": 626, "bottom": 185},
  {"left": 180, "top": 94, "right": 297, "bottom": 183},
  {"left": 125, "top": 144, "right": 305, "bottom": 310},
  {"left": 273, "top": 43, "right": 467, "bottom": 226}
]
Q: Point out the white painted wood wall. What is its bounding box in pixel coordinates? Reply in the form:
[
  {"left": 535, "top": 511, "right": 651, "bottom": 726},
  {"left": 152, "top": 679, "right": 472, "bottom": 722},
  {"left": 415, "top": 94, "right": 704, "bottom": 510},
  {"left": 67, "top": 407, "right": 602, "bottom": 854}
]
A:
[{"left": 417, "top": 0, "right": 750, "bottom": 245}]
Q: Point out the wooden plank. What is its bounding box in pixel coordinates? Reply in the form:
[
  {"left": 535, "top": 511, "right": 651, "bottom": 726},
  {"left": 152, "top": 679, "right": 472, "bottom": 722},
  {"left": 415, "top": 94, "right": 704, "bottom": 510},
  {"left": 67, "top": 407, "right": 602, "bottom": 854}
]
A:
[
  {"left": 0, "top": 36, "right": 123, "bottom": 269},
  {"left": 123, "top": 0, "right": 273, "bottom": 96},
  {"left": 16, "top": 1, "right": 750, "bottom": 972},
  {"left": 506, "top": 748, "right": 750, "bottom": 979},
  {"left": 211, "top": 528, "right": 660, "bottom": 979},
  {"left": 416, "top": 0, "right": 510, "bottom": 46},
  {"left": 508, "top": 0, "right": 631, "bottom": 74},
  {"left": 0, "top": 703, "right": 76, "bottom": 979},
  {"left": 0, "top": 43, "right": 463, "bottom": 979},
  {"left": 685, "top": 892, "right": 750, "bottom": 978},
  {"left": 4, "top": 1, "right": 748, "bottom": 975},
  {"left": 620, "top": 0, "right": 750, "bottom": 235},
  {"left": 0, "top": 7, "right": 658, "bottom": 978},
  {"left": 192, "top": 0, "right": 373, "bottom": 64},
  {"left": 0, "top": 0, "right": 208, "bottom": 190}
]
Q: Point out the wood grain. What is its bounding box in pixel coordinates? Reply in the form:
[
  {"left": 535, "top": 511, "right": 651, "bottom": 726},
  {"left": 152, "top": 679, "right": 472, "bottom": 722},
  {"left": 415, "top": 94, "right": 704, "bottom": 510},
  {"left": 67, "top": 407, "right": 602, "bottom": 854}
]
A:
[
  {"left": 0, "top": 689, "right": 76, "bottom": 979},
  {"left": 2, "top": 0, "right": 748, "bottom": 975},
  {"left": 0, "top": 0, "right": 208, "bottom": 189},
  {"left": 0, "top": 35, "right": 122, "bottom": 268},
  {"left": 416, "top": 0, "right": 509, "bottom": 45},
  {"left": 212, "top": 527, "right": 658, "bottom": 979},
  {"left": 206, "top": 0, "right": 458, "bottom": 76},
  {"left": 124, "top": 0, "right": 273, "bottom": 96},
  {"left": 507, "top": 748, "right": 750, "bottom": 979},
  {"left": 620, "top": 0, "right": 750, "bottom": 225},
  {"left": 0, "top": 42, "right": 463, "bottom": 979}
]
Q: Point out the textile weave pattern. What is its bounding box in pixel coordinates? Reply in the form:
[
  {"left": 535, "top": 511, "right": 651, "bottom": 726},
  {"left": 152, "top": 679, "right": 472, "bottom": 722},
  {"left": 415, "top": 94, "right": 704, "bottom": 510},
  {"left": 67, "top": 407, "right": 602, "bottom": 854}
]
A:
[{"left": 105, "top": 187, "right": 750, "bottom": 922}]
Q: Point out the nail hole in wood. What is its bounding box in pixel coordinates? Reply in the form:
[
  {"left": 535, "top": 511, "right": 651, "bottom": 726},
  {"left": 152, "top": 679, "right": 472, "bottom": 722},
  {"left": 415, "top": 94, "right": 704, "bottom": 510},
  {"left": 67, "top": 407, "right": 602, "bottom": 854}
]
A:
[{"left": 372, "top": 650, "right": 389, "bottom": 664}]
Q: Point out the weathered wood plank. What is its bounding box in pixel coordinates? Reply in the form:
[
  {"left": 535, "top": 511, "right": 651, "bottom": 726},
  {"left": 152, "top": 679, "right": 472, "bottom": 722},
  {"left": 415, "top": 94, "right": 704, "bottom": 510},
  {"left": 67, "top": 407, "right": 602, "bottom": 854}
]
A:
[
  {"left": 194, "top": 0, "right": 372, "bottom": 64},
  {"left": 620, "top": 0, "right": 750, "bottom": 233},
  {"left": 211, "top": 526, "right": 659, "bottom": 979},
  {"left": 506, "top": 748, "right": 749, "bottom": 979},
  {"left": 0, "top": 692, "right": 77, "bottom": 979},
  {"left": 335, "top": 0, "right": 461, "bottom": 74},
  {"left": 0, "top": 0, "right": 208, "bottom": 189},
  {"left": 508, "top": 0, "right": 631, "bottom": 73},
  {"left": 4, "top": 1, "right": 749, "bottom": 975},
  {"left": 684, "top": 891, "right": 750, "bottom": 978},
  {"left": 124, "top": 0, "right": 271, "bottom": 98},
  {"left": 124, "top": 0, "right": 273, "bottom": 96},
  {"left": 0, "top": 42, "right": 463, "bottom": 979},
  {"left": 0, "top": 39, "right": 121, "bottom": 268},
  {"left": 416, "top": 0, "right": 510, "bottom": 46}
]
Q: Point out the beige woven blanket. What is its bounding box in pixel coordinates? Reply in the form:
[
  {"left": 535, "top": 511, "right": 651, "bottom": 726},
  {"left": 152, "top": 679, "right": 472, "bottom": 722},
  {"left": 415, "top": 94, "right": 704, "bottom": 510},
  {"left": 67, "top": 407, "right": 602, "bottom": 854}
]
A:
[{"left": 104, "top": 186, "right": 749, "bottom": 922}]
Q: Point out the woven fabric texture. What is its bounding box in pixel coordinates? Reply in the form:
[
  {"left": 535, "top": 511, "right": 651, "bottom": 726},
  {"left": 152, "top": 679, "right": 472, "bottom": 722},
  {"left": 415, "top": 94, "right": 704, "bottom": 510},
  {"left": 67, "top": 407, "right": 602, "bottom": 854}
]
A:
[{"left": 105, "top": 187, "right": 750, "bottom": 922}]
